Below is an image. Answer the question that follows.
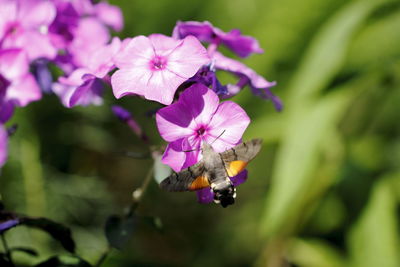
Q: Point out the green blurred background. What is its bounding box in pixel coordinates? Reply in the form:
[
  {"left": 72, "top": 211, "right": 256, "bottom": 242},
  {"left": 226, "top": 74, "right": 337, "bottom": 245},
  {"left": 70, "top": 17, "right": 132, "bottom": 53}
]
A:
[{"left": 1, "top": 0, "right": 400, "bottom": 266}]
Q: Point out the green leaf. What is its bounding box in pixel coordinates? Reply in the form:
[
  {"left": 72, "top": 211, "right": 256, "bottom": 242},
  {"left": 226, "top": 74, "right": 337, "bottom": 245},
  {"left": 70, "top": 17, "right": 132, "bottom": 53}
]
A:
[
  {"left": 35, "top": 255, "right": 92, "bottom": 267},
  {"left": 20, "top": 217, "right": 75, "bottom": 253},
  {"left": 347, "top": 10, "right": 400, "bottom": 71},
  {"left": 348, "top": 174, "right": 400, "bottom": 267},
  {"left": 259, "top": 0, "right": 394, "bottom": 237},
  {"left": 288, "top": 238, "right": 346, "bottom": 267},
  {"left": 286, "top": 0, "right": 394, "bottom": 106},
  {"left": 9, "top": 247, "right": 38, "bottom": 257},
  {"left": 260, "top": 89, "right": 352, "bottom": 236}
]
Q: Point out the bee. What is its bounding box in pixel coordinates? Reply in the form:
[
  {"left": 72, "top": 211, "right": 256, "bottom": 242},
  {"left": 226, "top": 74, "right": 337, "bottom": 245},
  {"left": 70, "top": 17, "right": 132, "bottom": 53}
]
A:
[{"left": 160, "top": 139, "right": 262, "bottom": 207}]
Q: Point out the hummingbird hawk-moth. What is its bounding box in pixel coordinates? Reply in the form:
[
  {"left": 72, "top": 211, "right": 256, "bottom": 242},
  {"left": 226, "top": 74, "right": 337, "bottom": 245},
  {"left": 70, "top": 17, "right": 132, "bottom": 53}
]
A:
[{"left": 160, "top": 139, "right": 263, "bottom": 207}]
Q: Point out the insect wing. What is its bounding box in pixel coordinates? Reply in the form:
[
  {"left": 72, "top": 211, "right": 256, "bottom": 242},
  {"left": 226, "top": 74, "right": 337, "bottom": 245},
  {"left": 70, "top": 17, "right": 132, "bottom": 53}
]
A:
[
  {"left": 220, "top": 139, "right": 263, "bottom": 177},
  {"left": 160, "top": 161, "right": 210, "bottom": 192}
]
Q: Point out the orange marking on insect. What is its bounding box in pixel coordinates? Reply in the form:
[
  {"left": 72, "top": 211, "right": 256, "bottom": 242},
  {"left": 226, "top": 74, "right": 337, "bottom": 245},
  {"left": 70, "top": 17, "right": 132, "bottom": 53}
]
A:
[
  {"left": 189, "top": 176, "right": 210, "bottom": 190},
  {"left": 227, "top": 160, "right": 248, "bottom": 177}
]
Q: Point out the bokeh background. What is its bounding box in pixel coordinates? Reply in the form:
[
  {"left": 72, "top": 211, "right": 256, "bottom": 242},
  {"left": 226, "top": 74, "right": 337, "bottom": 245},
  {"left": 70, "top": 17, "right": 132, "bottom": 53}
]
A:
[{"left": 1, "top": 0, "right": 400, "bottom": 266}]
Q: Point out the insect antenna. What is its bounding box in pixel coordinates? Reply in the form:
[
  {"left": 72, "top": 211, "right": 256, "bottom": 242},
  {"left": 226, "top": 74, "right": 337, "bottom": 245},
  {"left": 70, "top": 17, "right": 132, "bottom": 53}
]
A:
[
  {"left": 182, "top": 129, "right": 226, "bottom": 152},
  {"left": 211, "top": 129, "right": 226, "bottom": 145}
]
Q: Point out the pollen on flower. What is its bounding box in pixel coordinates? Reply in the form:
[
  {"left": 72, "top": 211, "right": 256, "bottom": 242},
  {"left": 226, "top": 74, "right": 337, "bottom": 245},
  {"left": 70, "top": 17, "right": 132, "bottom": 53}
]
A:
[{"left": 149, "top": 55, "right": 167, "bottom": 71}]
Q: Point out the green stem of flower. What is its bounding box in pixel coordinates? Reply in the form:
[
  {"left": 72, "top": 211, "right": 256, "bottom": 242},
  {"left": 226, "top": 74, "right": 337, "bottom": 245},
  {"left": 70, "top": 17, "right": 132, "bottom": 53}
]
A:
[
  {"left": 129, "top": 167, "right": 154, "bottom": 216},
  {"left": 1, "top": 234, "right": 14, "bottom": 266},
  {"left": 94, "top": 246, "right": 111, "bottom": 267}
]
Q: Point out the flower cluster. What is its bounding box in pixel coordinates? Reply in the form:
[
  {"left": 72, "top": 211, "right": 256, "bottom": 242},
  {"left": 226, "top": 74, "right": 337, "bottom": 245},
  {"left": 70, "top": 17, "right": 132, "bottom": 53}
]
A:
[
  {"left": 0, "top": 0, "right": 123, "bottom": 167},
  {"left": 110, "top": 21, "right": 280, "bottom": 203},
  {"left": 0, "top": 1, "right": 281, "bottom": 204}
]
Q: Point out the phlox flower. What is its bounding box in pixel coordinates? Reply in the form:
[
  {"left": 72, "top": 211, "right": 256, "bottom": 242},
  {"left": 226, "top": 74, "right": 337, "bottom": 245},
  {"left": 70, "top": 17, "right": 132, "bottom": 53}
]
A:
[
  {"left": 54, "top": 37, "right": 121, "bottom": 108},
  {"left": 0, "top": 0, "right": 57, "bottom": 60},
  {"left": 156, "top": 83, "right": 250, "bottom": 172},
  {"left": 213, "top": 52, "right": 282, "bottom": 111},
  {"left": 67, "top": 17, "right": 111, "bottom": 69},
  {"left": 111, "top": 34, "right": 210, "bottom": 105},
  {"left": 173, "top": 21, "right": 263, "bottom": 58},
  {"left": 0, "top": 49, "right": 41, "bottom": 111}
]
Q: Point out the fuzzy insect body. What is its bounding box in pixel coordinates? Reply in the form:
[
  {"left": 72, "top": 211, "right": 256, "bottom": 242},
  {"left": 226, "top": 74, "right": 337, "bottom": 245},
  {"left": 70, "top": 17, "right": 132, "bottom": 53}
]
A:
[{"left": 160, "top": 139, "right": 263, "bottom": 207}]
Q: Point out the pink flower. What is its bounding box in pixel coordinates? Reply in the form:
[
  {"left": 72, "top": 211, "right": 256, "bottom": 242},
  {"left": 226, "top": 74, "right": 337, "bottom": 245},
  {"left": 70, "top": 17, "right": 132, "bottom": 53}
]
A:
[
  {"left": 111, "top": 34, "right": 210, "bottom": 105},
  {"left": 67, "top": 17, "right": 111, "bottom": 68},
  {"left": 0, "top": 0, "right": 57, "bottom": 60},
  {"left": 0, "top": 49, "right": 41, "bottom": 107},
  {"left": 213, "top": 51, "right": 282, "bottom": 111},
  {"left": 172, "top": 21, "right": 263, "bottom": 58},
  {"left": 156, "top": 83, "right": 250, "bottom": 171},
  {"left": 54, "top": 37, "right": 121, "bottom": 108}
]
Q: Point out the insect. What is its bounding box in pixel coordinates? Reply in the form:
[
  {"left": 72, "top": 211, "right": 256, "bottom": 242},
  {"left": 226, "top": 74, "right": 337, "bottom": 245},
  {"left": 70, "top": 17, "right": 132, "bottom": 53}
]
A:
[{"left": 160, "top": 139, "right": 263, "bottom": 207}]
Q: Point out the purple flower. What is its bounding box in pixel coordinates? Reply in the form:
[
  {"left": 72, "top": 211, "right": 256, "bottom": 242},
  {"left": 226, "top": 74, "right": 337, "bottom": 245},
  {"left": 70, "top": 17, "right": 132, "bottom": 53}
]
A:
[
  {"left": 0, "top": 0, "right": 57, "bottom": 60},
  {"left": 54, "top": 37, "right": 121, "bottom": 107},
  {"left": 0, "top": 49, "right": 41, "bottom": 107},
  {"left": 156, "top": 83, "right": 250, "bottom": 171},
  {"left": 0, "top": 125, "right": 7, "bottom": 168},
  {"left": 111, "top": 34, "right": 210, "bottom": 105},
  {"left": 32, "top": 59, "right": 53, "bottom": 93},
  {"left": 67, "top": 17, "right": 111, "bottom": 69},
  {"left": 186, "top": 65, "right": 228, "bottom": 96},
  {"left": 213, "top": 52, "right": 282, "bottom": 111},
  {"left": 48, "top": 1, "right": 80, "bottom": 49},
  {"left": 172, "top": 21, "right": 263, "bottom": 58},
  {"left": 53, "top": 70, "right": 103, "bottom": 108},
  {"left": 196, "top": 170, "right": 248, "bottom": 203},
  {"left": 93, "top": 1, "right": 124, "bottom": 31},
  {"left": 0, "top": 218, "right": 19, "bottom": 232}
]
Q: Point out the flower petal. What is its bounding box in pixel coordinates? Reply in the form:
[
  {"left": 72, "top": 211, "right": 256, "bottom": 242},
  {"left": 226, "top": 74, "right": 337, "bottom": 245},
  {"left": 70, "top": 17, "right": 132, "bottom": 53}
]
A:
[
  {"left": 196, "top": 187, "right": 214, "bottom": 204},
  {"left": 94, "top": 2, "right": 123, "bottom": 31},
  {"left": 156, "top": 102, "right": 195, "bottom": 142},
  {"left": 6, "top": 74, "right": 41, "bottom": 107},
  {"left": 167, "top": 35, "right": 210, "bottom": 78},
  {"left": 69, "top": 76, "right": 103, "bottom": 107},
  {"left": 230, "top": 169, "right": 248, "bottom": 187},
  {"left": 0, "top": 0, "right": 17, "bottom": 38},
  {"left": 0, "top": 100, "right": 14, "bottom": 123},
  {"left": 213, "top": 52, "right": 274, "bottom": 89},
  {"left": 0, "top": 49, "right": 29, "bottom": 79},
  {"left": 88, "top": 37, "right": 121, "bottom": 77},
  {"left": 144, "top": 69, "right": 186, "bottom": 105},
  {"left": 161, "top": 139, "right": 187, "bottom": 172},
  {"left": 15, "top": 31, "right": 57, "bottom": 60},
  {"left": 113, "top": 35, "right": 154, "bottom": 69},
  {"left": 19, "top": 0, "right": 56, "bottom": 27},
  {"left": 218, "top": 28, "right": 263, "bottom": 58},
  {"left": 179, "top": 83, "right": 219, "bottom": 127},
  {"left": 206, "top": 101, "right": 250, "bottom": 152},
  {"left": 111, "top": 68, "right": 152, "bottom": 99},
  {"left": 172, "top": 21, "right": 215, "bottom": 42},
  {"left": 149, "top": 34, "right": 182, "bottom": 57}
]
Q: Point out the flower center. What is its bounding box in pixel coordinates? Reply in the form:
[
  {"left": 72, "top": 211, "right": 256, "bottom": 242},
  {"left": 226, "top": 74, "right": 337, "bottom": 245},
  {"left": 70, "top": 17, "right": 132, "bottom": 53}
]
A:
[
  {"left": 150, "top": 55, "right": 167, "bottom": 71},
  {"left": 5, "top": 21, "right": 21, "bottom": 37},
  {"left": 196, "top": 125, "right": 207, "bottom": 137}
]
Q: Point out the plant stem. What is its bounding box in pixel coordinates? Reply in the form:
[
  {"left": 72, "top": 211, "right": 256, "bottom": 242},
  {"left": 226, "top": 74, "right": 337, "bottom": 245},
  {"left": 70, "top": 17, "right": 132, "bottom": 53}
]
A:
[
  {"left": 1, "top": 234, "right": 14, "bottom": 266},
  {"left": 94, "top": 246, "right": 111, "bottom": 267},
  {"left": 129, "top": 167, "right": 154, "bottom": 215}
]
